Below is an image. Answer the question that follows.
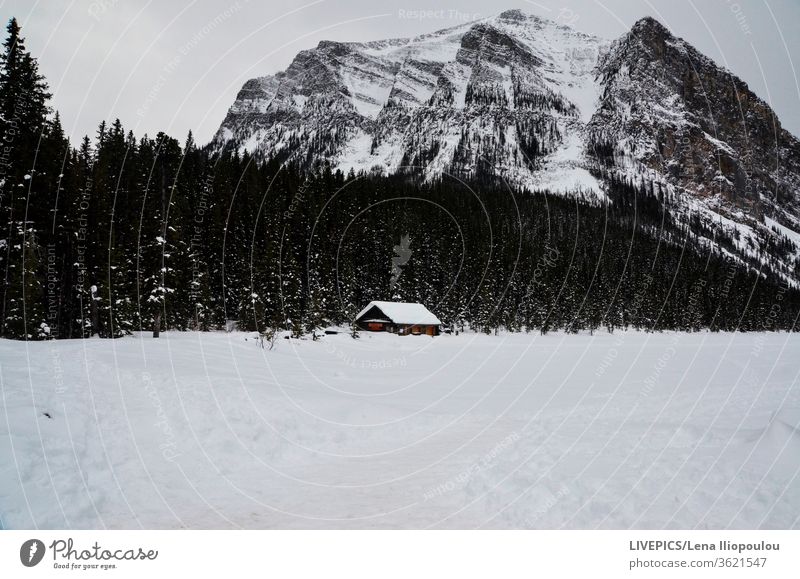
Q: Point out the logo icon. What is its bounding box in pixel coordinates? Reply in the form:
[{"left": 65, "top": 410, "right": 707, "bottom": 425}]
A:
[{"left": 20, "top": 539, "right": 46, "bottom": 567}]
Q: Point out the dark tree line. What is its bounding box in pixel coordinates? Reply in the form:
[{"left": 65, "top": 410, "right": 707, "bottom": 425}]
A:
[{"left": 1, "top": 17, "right": 798, "bottom": 341}]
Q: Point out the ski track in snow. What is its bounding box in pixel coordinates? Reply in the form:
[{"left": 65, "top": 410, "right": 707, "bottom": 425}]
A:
[{"left": 0, "top": 330, "right": 798, "bottom": 529}]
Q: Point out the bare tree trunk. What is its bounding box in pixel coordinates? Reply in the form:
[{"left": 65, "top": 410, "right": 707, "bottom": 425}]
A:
[{"left": 153, "top": 311, "right": 161, "bottom": 338}]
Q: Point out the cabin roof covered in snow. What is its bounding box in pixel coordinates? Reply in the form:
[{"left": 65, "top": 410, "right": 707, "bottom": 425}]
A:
[{"left": 355, "top": 301, "right": 441, "bottom": 325}]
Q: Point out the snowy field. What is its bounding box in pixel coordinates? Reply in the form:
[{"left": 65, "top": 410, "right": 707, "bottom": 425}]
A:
[{"left": 1, "top": 330, "right": 799, "bottom": 529}]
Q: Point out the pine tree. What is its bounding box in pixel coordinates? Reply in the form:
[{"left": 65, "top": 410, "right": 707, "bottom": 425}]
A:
[{"left": 0, "top": 17, "right": 52, "bottom": 339}]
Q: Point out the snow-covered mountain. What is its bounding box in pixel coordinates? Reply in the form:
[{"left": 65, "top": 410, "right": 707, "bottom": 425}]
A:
[
  {"left": 212, "top": 9, "right": 800, "bottom": 283},
  {"left": 213, "top": 10, "right": 604, "bottom": 189}
]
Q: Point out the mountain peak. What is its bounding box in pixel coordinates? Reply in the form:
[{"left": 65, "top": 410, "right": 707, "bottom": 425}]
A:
[
  {"left": 630, "top": 16, "right": 672, "bottom": 37},
  {"left": 497, "top": 8, "right": 528, "bottom": 22}
]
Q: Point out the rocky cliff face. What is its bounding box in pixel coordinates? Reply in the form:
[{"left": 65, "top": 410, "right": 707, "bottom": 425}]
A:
[
  {"left": 212, "top": 10, "right": 606, "bottom": 190},
  {"left": 590, "top": 16, "right": 800, "bottom": 224},
  {"left": 212, "top": 9, "right": 800, "bottom": 283}
]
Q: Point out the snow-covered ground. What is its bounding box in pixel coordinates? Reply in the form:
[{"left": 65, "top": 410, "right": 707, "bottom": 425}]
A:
[{"left": 1, "top": 330, "right": 798, "bottom": 529}]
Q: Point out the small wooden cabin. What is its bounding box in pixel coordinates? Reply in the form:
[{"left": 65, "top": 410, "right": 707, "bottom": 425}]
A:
[{"left": 355, "top": 301, "right": 441, "bottom": 336}]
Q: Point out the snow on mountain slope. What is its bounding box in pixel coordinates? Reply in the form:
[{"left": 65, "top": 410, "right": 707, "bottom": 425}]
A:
[
  {"left": 212, "top": 9, "right": 800, "bottom": 283},
  {"left": 1, "top": 331, "right": 798, "bottom": 529},
  {"left": 212, "top": 10, "right": 607, "bottom": 192}
]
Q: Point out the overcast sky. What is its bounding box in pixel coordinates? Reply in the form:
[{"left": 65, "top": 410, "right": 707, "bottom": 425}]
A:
[{"left": 3, "top": 0, "right": 799, "bottom": 144}]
